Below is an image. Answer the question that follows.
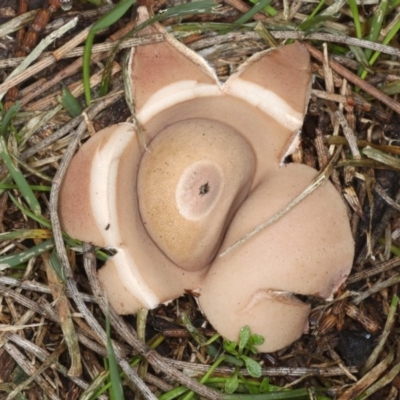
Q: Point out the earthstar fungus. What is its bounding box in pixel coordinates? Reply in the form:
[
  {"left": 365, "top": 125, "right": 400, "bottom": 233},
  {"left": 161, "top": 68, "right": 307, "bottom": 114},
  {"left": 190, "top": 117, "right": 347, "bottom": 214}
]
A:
[{"left": 59, "top": 7, "right": 354, "bottom": 352}]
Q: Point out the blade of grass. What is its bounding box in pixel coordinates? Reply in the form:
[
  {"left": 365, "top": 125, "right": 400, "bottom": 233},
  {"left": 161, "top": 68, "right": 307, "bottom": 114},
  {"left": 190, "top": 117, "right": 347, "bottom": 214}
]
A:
[
  {"left": 0, "top": 229, "right": 52, "bottom": 241},
  {"left": 234, "top": 0, "right": 272, "bottom": 25},
  {"left": 0, "top": 102, "right": 20, "bottom": 138},
  {"left": 8, "top": 193, "right": 49, "bottom": 227},
  {"left": 84, "top": 0, "right": 135, "bottom": 105},
  {"left": 181, "top": 356, "right": 227, "bottom": 400},
  {"left": 50, "top": 247, "right": 65, "bottom": 282},
  {"left": 248, "top": 0, "right": 277, "bottom": 16},
  {"left": 348, "top": 0, "right": 362, "bottom": 39},
  {"left": 0, "top": 183, "right": 50, "bottom": 191},
  {"left": 134, "top": 0, "right": 217, "bottom": 33},
  {"left": 60, "top": 87, "right": 83, "bottom": 117},
  {"left": 0, "top": 239, "right": 54, "bottom": 270},
  {"left": 298, "top": 0, "right": 327, "bottom": 31},
  {"left": 221, "top": 387, "right": 326, "bottom": 399},
  {"left": 365, "top": 17, "right": 400, "bottom": 69},
  {"left": 0, "top": 137, "right": 41, "bottom": 216},
  {"left": 359, "top": 0, "right": 389, "bottom": 78},
  {"left": 105, "top": 304, "right": 124, "bottom": 400}
]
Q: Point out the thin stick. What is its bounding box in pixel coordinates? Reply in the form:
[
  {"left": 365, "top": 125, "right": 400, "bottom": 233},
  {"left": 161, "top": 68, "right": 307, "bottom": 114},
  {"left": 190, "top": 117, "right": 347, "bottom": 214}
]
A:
[
  {"left": 0, "top": 18, "right": 78, "bottom": 102},
  {"left": 305, "top": 43, "right": 400, "bottom": 115},
  {"left": 219, "top": 147, "right": 342, "bottom": 257}
]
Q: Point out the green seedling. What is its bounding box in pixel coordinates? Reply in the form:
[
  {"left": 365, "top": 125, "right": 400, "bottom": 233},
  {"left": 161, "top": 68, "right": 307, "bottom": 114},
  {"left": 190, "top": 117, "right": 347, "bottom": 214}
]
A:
[{"left": 222, "top": 326, "right": 264, "bottom": 393}]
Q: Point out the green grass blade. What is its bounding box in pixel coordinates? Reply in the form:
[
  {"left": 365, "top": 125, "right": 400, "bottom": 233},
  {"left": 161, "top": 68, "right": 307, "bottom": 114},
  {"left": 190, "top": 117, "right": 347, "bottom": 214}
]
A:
[
  {"left": 0, "top": 136, "right": 41, "bottom": 216},
  {"left": 366, "top": 17, "right": 400, "bottom": 69},
  {"left": 0, "top": 229, "right": 52, "bottom": 241},
  {"left": 364, "top": 0, "right": 389, "bottom": 60},
  {"left": 234, "top": 0, "right": 272, "bottom": 25},
  {"left": 105, "top": 306, "right": 124, "bottom": 400},
  {"left": 298, "top": 0, "right": 326, "bottom": 31},
  {"left": 83, "top": 31, "right": 95, "bottom": 106},
  {"left": 60, "top": 87, "right": 83, "bottom": 117},
  {"left": 135, "top": 0, "right": 216, "bottom": 33},
  {"left": 1, "top": 101, "right": 20, "bottom": 138},
  {"left": 348, "top": 0, "right": 362, "bottom": 39},
  {"left": 359, "top": 0, "right": 389, "bottom": 78},
  {"left": 8, "top": 193, "right": 49, "bottom": 227},
  {"left": 50, "top": 248, "right": 65, "bottom": 282},
  {"left": 84, "top": 0, "right": 135, "bottom": 105},
  {"left": 160, "top": 0, "right": 216, "bottom": 18},
  {"left": 0, "top": 239, "right": 54, "bottom": 270},
  {"left": 0, "top": 183, "right": 50, "bottom": 191},
  {"left": 248, "top": 0, "right": 277, "bottom": 16},
  {"left": 221, "top": 387, "right": 326, "bottom": 399}
]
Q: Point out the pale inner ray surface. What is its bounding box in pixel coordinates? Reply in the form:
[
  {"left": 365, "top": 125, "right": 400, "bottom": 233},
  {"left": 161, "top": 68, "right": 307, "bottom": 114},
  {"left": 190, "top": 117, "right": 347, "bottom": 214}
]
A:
[
  {"left": 225, "top": 79, "right": 303, "bottom": 132},
  {"left": 137, "top": 81, "right": 222, "bottom": 124},
  {"left": 90, "top": 130, "right": 159, "bottom": 308}
]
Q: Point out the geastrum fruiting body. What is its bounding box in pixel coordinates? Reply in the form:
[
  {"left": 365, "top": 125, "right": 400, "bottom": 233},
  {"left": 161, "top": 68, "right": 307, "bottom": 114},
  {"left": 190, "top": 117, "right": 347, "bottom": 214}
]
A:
[{"left": 59, "top": 7, "right": 354, "bottom": 352}]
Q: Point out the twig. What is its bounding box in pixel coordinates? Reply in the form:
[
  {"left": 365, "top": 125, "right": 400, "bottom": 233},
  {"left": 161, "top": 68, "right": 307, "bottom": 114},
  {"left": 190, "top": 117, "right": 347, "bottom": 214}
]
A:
[
  {"left": 361, "top": 295, "right": 399, "bottom": 375},
  {"left": 305, "top": 43, "right": 400, "bottom": 115},
  {"left": 19, "top": 90, "right": 124, "bottom": 161},
  {"left": 5, "top": 332, "right": 107, "bottom": 399},
  {"left": 0, "top": 276, "right": 97, "bottom": 303},
  {"left": 43, "top": 252, "right": 81, "bottom": 377},
  {"left": 219, "top": 146, "right": 342, "bottom": 257},
  {"left": 337, "top": 350, "right": 394, "bottom": 400},
  {"left": 0, "top": 34, "right": 165, "bottom": 69},
  {"left": 4, "top": 342, "right": 61, "bottom": 400},
  {"left": 346, "top": 257, "right": 400, "bottom": 284},
  {"left": 0, "top": 24, "right": 93, "bottom": 97},
  {"left": 0, "top": 17, "right": 78, "bottom": 102},
  {"left": 352, "top": 274, "right": 400, "bottom": 305},
  {"left": 164, "top": 358, "right": 358, "bottom": 377},
  {"left": 189, "top": 31, "right": 400, "bottom": 57}
]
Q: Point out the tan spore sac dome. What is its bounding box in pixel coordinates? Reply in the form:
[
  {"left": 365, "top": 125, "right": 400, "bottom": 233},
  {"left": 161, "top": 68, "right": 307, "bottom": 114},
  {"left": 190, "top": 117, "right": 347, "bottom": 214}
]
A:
[
  {"left": 58, "top": 5, "right": 354, "bottom": 353},
  {"left": 138, "top": 118, "right": 255, "bottom": 271}
]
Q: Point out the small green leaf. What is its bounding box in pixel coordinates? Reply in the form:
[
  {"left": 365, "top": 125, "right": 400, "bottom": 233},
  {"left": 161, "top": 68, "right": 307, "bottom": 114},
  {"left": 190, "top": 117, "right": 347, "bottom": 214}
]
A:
[
  {"left": 238, "top": 325, "right": 251, "bottom": 353},
  {"left": 251, "top": 334, "right": 265, "bottom": 346},
  {"left": 242, "top": 355, "right": 262, "bottom": 378},
  {"left": 225, "top": 374, "right": 239, "bottom": 394},
  {"left": 247, "top": 333, "right": 265, "bottom": 353}
]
